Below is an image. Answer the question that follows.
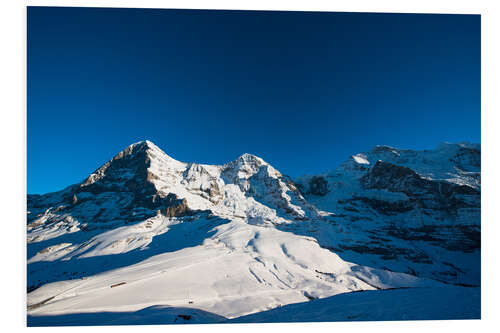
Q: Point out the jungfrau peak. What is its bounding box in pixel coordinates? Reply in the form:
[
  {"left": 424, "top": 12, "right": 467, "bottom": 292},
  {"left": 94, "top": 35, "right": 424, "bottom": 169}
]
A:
[{"left": 27, "top": 140, "right": 480, "bottom": 322}]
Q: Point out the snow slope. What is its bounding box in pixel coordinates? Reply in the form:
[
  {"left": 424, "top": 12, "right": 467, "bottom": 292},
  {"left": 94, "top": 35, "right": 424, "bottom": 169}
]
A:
[
  {"left": 26, "top": 141, "right": 479, "bottom": 324},
  {"left": 28, "top": 285, "right": 479, "bottom": 326},
  {"left": 28, "top": 218, "right": 439, "bottom": 320},
  {"left": 294, "top": 143, "right": 480, "bottom": 285},
  {"left": 230, "top": 285, "right": 480, "bottom": 323}
]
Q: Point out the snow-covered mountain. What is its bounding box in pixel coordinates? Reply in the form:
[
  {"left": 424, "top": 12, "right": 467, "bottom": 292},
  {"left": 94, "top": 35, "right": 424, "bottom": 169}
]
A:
[
  {"left": 26, "top": 141, "right": 480, "bottom": 324},
  {"left": 294, "top": 142, "right": 480, "bottom": 285}
]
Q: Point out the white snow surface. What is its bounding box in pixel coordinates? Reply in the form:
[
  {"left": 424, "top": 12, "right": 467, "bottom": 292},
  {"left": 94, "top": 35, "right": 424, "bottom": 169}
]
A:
[
  {"left": 27, "top": 140, "right": 476, "bottom": 323},
  {"left": 293, "top": 142, "right": 480, "bottom": 286},
  {"left": 28, "top": 218, "right": 439, "bottom": 319},
  {"left": 230, "top": 285, "right": 480, "bottom": 323},
  {"left": 352, "top": 154, "right": 370, "bottom": 165}
]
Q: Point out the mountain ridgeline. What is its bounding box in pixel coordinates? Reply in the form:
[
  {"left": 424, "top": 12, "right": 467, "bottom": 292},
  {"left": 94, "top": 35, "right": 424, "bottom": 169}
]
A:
[
  {"left": 26, "top": 141, "right": 480, "bottom": 321},
  {"left": 294, "top": 143, "right": 480, "bottom": 285}
]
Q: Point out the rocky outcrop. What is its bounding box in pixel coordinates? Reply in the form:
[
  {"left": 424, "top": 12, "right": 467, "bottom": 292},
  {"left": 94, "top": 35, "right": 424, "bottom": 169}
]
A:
[
  {"left": 309, "top": 176, "right": 329, "bottom": 196},
  {"left": 27, "top": 141, "right": 481, "bottom": 288},
  {"left": 162, "top": 193, "right": 192, "bottom": 217},
  {"left": 348, "top": 196, "right": 413, "bottom": 215},
  {"left": 182, "top": 163, "right": 223, "bottom": 204},
  {"left": 362, "top": 161, "right": 478, "bottom": 195},
  {"left": 295, "top": 176, "right": 329, "bottom": 196},
  {"left": 292, "top": 143, "right": 481, "bottom": 285},
  {"left": 360, "top": 161, "right": 480, "bottom": 216}
]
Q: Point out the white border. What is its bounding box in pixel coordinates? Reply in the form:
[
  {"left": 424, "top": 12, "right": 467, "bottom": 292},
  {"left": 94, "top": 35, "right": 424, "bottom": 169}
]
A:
[
  {"left": 1, "top": 1, "right": 498, "bottom": 332},
  {"left": 20, "top": 0, "right": 485, "bottom": 14}
]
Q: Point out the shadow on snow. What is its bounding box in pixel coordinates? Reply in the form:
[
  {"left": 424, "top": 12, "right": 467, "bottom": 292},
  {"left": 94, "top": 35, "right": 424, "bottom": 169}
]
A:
[{"left": 27, "top": 215, "right": 231, "bottom": 290}]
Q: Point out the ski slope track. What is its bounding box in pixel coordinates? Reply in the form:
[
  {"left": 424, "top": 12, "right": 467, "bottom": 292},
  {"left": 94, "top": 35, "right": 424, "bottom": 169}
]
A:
[{"left": 27, "top": 140, "right": 480, "bottom": 325}]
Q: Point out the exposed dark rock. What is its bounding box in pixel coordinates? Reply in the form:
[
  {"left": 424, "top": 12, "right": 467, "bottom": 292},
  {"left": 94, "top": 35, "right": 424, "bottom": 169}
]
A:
[
  {"left": 361, "top": 161, "right": 424, "bottom": 192},
  {"left": 339, "top": 244, "right": 400, "bottom": 260},
  {"left": 295, "top": 182, "right": 306, "bottom": 195},
  {"left": 209, "top": 184, "right": 221, "bottom": 202},
  {"left": 282, "top": 176, "right": 301, "bottom": 194},
  {"left": 309, "top": 176, "right": 329, "bottom": 196},
  {"left": 27, "top": 194, "right": 42, "bottom": 208},
  {"left": 27, "top": 140, "right": 482, "bottom": 290},
  {"left": 162, "top": 193, "right": 192, "bottom": 218},
  {"left": 243, "top": 165, "right": 312, "bottom": 220},
  {"left": 362, "top": 161, "right": 478, "bottom": 196},
  {"left": 386, "top": 224, "right": 480, "bottom": 253},
  {"left": 348, "top": 196, "right": 413, "bottom": 215},
  {"left": 182, "top": 163, "right": 223, "bottom": 204},
  {"left": 79, "top": 142, "right": 154, "bottom": 196},
  {"left": 177, "top": 314, "right": 192, "bottom": 321},
  {"left": 360, "top": 161, "right": 480, "bottom": 217},
  {"left": 449, "top": 147, "right": 481, "bottom": 170}
]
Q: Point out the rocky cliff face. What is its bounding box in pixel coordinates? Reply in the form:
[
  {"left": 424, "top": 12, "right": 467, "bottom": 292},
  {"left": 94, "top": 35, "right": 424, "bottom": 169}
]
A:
[
  {"left": 28, "top": 142, "right": 189, "bottom": 237},
  {"left": 293, "top": 143, "right": 480, "bottom": 285},
  {"left": 27, "top": 141, "right": 326, "bottom": 289},
  {"left": 26, "top": 141, "right": 480, "bottom": 318}
]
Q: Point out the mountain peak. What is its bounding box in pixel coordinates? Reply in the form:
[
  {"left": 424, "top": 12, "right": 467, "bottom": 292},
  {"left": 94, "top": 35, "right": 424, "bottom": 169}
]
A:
[
  {"left": 80, "top": 140, "right": 181, "bottom": 191},
  {"left": 116, "top": 140, "right": 185, "bottom": 166},
  {"left": 122, "top": 140, "right": 161, "bottom": 154},
  {"left": 222, "top": 153, "right": 268, "bottom": 172},
  {"left": 134, "top": 139, "right": 159, "bottom": 149},
  {"left": 238, "top": 153, "right": 265, "bottom": 163}
]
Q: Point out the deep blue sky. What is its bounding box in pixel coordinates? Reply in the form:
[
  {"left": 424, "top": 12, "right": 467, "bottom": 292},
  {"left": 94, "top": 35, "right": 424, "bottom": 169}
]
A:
[{"left": 28, "top": 7, "right": 480, "bottom": 194}]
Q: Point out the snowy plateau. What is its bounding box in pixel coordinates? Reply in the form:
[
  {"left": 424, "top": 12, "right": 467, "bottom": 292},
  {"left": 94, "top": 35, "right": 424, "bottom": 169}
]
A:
[{"left": 26, "top": 140, "right": 480, "bottom": 325}]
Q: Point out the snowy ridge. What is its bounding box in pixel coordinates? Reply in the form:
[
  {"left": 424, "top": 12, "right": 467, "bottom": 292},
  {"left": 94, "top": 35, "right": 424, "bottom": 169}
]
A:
[
  {"left": 27, "top": 140, "right": 479, "bottom": 323},
  {"left": 294, "top": 142, "right": 480, "bottom": 285}
]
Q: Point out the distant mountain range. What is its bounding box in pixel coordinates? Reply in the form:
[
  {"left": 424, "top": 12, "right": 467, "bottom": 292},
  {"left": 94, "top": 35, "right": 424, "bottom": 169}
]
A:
[{"left": 27, "top": 140, "right": 480, "bottom": 325}]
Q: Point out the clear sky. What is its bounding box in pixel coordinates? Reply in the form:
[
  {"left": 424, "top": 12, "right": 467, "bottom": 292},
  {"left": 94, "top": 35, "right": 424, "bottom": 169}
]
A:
[{"left": 27, "top": 7, "right": 480, "bottom": 194}]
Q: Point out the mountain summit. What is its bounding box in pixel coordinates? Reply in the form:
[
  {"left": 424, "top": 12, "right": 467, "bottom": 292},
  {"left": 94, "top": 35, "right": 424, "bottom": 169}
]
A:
[
  {"left": 27, "top": 141, "right": 480, "bottom": 322},
  {"left": 294, "top": 142, "right": 480, "bottom": 284}
]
